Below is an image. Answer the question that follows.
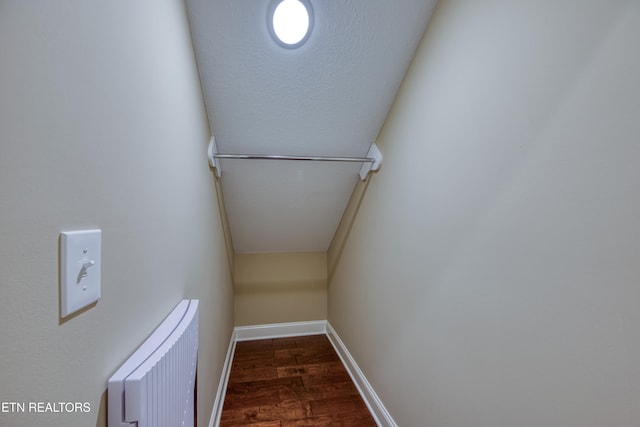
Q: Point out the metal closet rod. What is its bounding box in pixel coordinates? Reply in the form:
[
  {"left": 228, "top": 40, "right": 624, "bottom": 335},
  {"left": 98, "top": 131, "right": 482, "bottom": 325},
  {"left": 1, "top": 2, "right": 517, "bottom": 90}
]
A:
[{"left": 212, "top": 153, "right": 375, "bottom": 163}]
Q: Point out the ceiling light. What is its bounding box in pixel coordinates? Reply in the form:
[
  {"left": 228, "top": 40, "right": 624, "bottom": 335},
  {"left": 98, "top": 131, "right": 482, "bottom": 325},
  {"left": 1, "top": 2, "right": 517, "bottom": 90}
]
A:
[{"left": 268, "top": 0, "right": 313, "bottom": 48}]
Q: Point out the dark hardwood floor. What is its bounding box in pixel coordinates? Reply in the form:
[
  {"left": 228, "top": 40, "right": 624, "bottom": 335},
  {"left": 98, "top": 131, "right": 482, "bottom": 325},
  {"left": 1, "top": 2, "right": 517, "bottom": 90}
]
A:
[{"left": 219, "top": 334, "right": 377, "bottom": 426}]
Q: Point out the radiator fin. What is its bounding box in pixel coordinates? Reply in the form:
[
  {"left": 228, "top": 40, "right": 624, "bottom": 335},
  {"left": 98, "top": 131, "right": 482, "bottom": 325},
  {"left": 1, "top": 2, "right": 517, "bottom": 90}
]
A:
[{"left": 108, "top": 300, "right": 199, "bottom": 427}]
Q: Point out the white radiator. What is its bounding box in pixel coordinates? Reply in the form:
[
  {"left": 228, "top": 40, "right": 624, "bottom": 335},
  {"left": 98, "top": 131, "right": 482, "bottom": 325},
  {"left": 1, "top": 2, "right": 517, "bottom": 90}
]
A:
[{"left": 108, "top": 299, "right": 199, "bottom": 427}]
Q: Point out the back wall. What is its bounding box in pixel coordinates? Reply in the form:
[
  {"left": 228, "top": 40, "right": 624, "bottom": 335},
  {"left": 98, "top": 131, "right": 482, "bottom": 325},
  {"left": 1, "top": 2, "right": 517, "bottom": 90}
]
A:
[{"left": 234, "top": 252, "right": 327, "bottom": 326}]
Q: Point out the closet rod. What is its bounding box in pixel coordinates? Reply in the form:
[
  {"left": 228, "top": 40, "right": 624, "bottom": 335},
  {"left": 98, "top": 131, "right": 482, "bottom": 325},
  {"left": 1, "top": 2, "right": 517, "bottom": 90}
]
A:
[
  {"left": 207, "top": 137, "right": 382, "bottom": 180},
  {"left": 212, "top": 153, "right": 375, "bottom": 163}
]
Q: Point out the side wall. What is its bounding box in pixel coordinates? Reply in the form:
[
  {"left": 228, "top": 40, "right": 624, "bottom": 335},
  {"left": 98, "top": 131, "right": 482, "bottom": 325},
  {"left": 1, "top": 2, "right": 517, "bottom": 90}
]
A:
[
  {"left": 234, "top": 252, "right": 327, "bottom": 326},
  {"left": 328, "top": 1, "right": 640, "bottom": 426},
  {"left": 0, "top": 2, "right": 234, "bottom": 426}
]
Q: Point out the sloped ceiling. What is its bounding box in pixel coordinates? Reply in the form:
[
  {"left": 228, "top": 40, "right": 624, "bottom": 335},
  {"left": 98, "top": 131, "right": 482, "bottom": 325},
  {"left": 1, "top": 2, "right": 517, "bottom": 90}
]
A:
[{"left": 186, "top": 0, "right": 437, "bottom": 253}]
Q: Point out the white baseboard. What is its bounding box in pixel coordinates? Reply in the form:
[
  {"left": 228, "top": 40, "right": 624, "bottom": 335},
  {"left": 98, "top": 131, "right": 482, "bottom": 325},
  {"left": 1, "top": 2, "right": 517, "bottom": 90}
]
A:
[
  {"left": 326, "top": 322, "right": 398, "bottom": 427},
  {"left": 208, "top": 320, "right": 396, "bottom": 427},
  {"left": 234, "top": 320, "right": 327, "bottom": 341},
  {"left": 207, "top": 329, "right": 237, "bottom": 427}
]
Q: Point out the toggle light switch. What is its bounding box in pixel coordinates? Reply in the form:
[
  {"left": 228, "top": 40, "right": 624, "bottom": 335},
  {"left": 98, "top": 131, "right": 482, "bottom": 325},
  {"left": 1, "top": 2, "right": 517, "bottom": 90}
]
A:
[{"left": 60, "top": 229, "right": 101, "bottom": 317}]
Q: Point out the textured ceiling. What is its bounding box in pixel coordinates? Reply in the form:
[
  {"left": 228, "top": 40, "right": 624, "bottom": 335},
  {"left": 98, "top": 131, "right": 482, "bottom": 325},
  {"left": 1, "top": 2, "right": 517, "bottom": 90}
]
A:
[{"left": 186, "top": 0, "right": 437, "bottom": 253}]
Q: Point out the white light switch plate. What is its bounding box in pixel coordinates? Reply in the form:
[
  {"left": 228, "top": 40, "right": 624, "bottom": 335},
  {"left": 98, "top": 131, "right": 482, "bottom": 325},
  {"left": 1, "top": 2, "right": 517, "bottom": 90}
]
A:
[{"left": 60, "top": 229, "right": 101, "bottom": 317}]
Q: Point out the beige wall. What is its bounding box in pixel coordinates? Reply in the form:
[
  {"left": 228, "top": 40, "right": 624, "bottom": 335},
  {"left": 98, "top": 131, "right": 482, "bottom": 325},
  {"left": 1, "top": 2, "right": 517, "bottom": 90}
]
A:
[
  {"left": 0, "top": 2, "right": 233, "bottom": 427},
  {"left": 328, "top": 1, "right": 640, "bottom": 426},
  {"left": 327, "top": 179, "right": 369, "bottom": 281},
  {"left": 234, "top": 252, "right": 327, "bottom": 326}
]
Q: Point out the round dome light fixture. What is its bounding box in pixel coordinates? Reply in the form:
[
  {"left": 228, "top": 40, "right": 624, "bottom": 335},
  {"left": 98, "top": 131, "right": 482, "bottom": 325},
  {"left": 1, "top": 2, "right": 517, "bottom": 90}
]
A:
[{"left": 268, "top": 0, "right": 314, "bottom": 48}]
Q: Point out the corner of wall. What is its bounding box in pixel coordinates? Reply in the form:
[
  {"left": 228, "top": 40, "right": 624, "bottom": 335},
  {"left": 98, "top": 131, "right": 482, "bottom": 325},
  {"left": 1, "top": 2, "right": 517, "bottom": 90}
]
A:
[
  {"left": 213, "top": 175, "right": 235, "bottom": 274},
  {"left": 327, "top": 178, "right": 371, "bottom": 282}
]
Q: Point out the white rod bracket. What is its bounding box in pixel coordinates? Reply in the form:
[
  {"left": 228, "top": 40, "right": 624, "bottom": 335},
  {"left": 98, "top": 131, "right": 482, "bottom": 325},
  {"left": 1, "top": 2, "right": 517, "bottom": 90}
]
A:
[
  {"left": 359, "top": 142, "right": 382, "bottom": 181},
  {"left": 208, "top": 136, "right": 221, "bottom": 178}
]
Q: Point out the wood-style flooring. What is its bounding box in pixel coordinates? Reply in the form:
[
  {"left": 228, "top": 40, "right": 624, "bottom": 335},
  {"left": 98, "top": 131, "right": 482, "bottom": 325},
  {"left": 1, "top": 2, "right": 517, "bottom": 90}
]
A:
[{"left": 219, "top": 334, "right": 377, "bottom": 426}]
